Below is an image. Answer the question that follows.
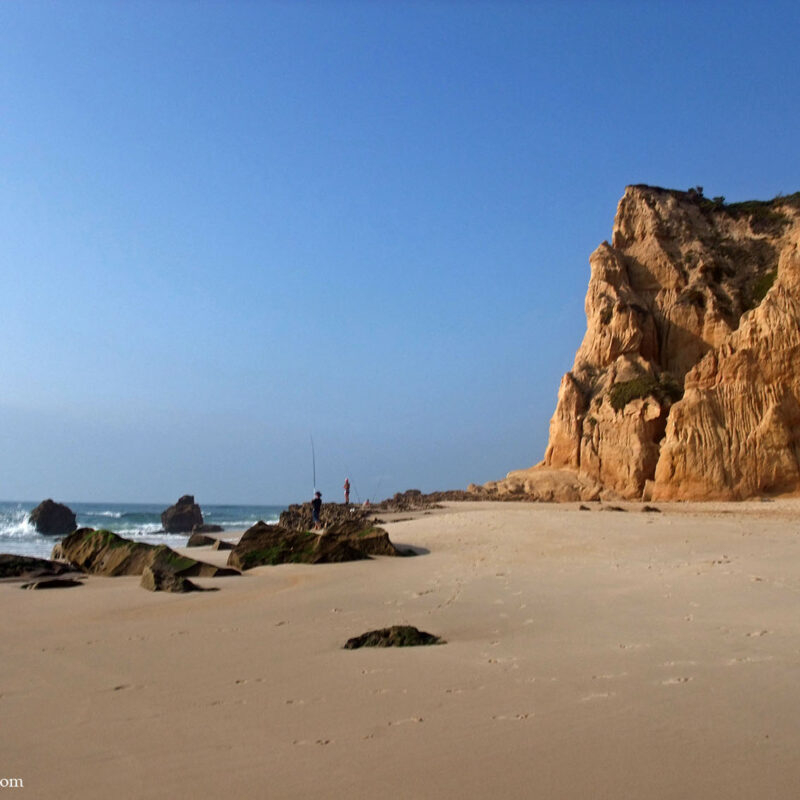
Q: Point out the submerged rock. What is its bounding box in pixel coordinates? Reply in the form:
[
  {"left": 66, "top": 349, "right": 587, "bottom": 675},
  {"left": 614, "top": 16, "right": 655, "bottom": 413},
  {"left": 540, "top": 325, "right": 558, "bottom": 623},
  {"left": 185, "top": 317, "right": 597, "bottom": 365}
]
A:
[
  {"left": 161, "top": 495, "right": 204, "bottom": 533},
  {"left": 343, "top": 625, "right": 445, "bottom": 649},
  {"left": 227, "top": 519, "right": 406, "bottom": 570},
  {"left": 53, "top": 528, "right": 239, "bottom": 579},
  {"left": 29, "top": 499, "right": 77, "bottom": 536}
]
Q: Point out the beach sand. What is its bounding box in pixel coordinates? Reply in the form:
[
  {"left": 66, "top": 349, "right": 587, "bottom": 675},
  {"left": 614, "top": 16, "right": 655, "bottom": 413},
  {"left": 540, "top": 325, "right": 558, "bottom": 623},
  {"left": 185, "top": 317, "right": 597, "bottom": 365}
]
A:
[{"left": 3, "top": 500, "right": 800, "bottom": 799}]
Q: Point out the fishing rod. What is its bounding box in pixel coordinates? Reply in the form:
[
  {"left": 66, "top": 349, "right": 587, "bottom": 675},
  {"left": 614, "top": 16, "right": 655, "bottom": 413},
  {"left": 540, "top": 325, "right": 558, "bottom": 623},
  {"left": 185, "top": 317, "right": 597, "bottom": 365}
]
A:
[{"left": 310, "top": 435, "right": 316, "bottom": 492}]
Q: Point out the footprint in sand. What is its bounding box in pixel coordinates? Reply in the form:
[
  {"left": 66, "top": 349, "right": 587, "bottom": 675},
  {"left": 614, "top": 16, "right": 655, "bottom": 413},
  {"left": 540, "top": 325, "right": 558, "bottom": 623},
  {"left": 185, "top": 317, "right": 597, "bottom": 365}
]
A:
[
  {"left": 388, "top": 717, "right": 424, "bottom": 726},
  {"left": 292, "top": 738, "right": 332, "bottom": 746},
  {"left": 746, "top": 630, "right": 771, "bottom": 637},
  {"left": 662, "top": 677, "right": 692, "bottom": 685},
  {"left": 726, "top": 655, "right": 774, "bottom": 665},
  {"left": 492, "top": 712, "right": 532, "bottom": 720}
]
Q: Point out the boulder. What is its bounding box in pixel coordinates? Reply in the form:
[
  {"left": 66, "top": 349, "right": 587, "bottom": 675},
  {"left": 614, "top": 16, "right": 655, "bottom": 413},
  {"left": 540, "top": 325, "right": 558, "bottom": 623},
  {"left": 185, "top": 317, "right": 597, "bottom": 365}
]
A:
[
  {"left": 161, "top": 495, "right": 204, "bottom": 533},
  {"left": 53, "top": 528, "right": 239, "bottom": 578},
  {"left": 29, "top": 499, "right": 77, "bottom": 535},
  {"left": 344, "top": 625, "right": 445, "bottom": 649},
  {"left": 227, "top": 520, "right": 405, "bottom": 570},
  {"left": 0, "top": 554, "right": 81, "bottom": 582}
]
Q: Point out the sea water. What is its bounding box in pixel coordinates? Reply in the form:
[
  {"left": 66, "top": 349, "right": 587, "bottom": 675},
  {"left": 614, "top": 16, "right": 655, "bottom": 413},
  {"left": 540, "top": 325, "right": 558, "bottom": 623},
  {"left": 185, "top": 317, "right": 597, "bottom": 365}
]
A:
[{"left": 0, "top": 501, "right": 285, "bottom": 559}]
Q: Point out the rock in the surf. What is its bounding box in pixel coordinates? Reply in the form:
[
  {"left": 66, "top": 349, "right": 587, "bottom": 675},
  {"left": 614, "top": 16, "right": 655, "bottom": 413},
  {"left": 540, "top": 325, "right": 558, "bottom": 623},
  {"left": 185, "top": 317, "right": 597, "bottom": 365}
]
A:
[
  {"left": 160, "top": 495, "right": 204, "bottom": 533},
  {"left": 28, "top": 499, "right": 77, "bottom": 536}
]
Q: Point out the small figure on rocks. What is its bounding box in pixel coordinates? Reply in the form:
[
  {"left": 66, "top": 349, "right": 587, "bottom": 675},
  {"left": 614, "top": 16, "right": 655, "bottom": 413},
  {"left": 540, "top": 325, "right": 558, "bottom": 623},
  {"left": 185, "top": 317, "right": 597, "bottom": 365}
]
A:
[
  {"left": 343, "top": 478, "right": 350, "bottom": 505},
  {"left": 312, "top": 491, "right": 322, "bottom": 531}
]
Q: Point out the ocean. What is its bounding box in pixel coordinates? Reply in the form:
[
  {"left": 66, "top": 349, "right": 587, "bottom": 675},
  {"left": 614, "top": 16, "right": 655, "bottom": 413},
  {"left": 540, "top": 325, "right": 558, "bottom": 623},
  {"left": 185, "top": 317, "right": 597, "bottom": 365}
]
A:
[{"left": 0, "top": 501, "right": 285, "bottom": 559}]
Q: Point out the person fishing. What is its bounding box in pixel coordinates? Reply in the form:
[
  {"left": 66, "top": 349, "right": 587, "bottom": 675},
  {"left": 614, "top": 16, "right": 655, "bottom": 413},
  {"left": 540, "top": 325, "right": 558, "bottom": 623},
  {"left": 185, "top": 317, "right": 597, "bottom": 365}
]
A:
[
  {"left": 311, "top": 491, "right": 322, "bottom": 531},
  {"left": 343, "top": 478, "right": 350, "bottom": 505}
]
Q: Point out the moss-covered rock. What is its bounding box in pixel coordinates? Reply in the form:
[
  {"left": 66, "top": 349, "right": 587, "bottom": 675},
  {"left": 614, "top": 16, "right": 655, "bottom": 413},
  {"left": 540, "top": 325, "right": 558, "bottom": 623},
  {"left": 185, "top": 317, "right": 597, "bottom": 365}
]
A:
[
  {"left": 343, "top": 625, "right": 445, "bottom": 649},
  {"left": 227, "top": 519, "right": 406, "bottom": 570},
  {"left": 53, "top": 528, "right": 239, "bottom": 578}
]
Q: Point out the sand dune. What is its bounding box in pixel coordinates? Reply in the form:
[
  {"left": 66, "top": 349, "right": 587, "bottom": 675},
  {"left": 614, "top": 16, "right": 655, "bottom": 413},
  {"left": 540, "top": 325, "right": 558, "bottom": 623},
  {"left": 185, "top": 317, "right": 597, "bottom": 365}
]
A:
[{"left": 3, "top": 500, "right": 800, "bottom": 799}]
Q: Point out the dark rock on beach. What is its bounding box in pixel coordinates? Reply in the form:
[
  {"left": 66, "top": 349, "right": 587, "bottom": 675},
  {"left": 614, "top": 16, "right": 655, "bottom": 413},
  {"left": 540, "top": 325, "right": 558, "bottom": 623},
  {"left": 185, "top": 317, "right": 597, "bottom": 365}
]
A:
[
  {"left": 211, "top": 539, "right": 234, "bottom": 551},
  {"left": 186, "top": 532, "right": 217, "bottom": 547},
  {"left": 53, "top": 528, "right": 239, "bottom": 579},
  {"left": 344, "top": 625, "right": 445, "bottom": 649},
  {"left": 161, "top": 495, "right": 204, "bottom": 533},
  {"left": 227, "top": 519, "right": 406, "bottom": 570},
  {"left": 140, "top": 564, "right": 215, "bottom": 593},
  {"left": 186, "top": 530, "right": 235, "bottom": 549},
  {"left": 0, "top": 554, "right": 82, "bottom": 582},
  {"left": 20, "top": 577, "right": 84, "bottom": 590},
  {"left": 192, "top": 523, "right": 224, "bottom": 534},
  {"left": 29, "top": 499, "right": 77, "bottom": 535}
]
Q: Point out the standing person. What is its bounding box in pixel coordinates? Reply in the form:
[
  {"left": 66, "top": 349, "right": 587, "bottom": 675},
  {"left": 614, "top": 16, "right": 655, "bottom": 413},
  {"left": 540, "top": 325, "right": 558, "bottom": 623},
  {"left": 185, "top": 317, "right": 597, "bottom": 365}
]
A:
[
  {"left": 343, "top": 478, "right": 351, "bottom": 505},
  {"left": 311, "top": 491, "right": 322, "bottom": 531}
]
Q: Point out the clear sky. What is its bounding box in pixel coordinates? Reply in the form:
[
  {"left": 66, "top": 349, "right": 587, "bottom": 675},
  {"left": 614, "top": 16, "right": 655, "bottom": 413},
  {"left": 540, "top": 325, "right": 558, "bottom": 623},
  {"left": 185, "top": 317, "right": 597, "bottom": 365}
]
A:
[{"left": 2, "top": 1, "right": 799, "bottom": 505}]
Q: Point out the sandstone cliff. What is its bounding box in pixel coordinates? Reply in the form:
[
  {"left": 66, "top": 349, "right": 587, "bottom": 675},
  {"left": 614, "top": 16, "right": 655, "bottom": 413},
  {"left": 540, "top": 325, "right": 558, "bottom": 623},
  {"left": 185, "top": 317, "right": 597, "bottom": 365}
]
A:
[{"left": 484, "top": 185, "right": 800, "bottom": 500}]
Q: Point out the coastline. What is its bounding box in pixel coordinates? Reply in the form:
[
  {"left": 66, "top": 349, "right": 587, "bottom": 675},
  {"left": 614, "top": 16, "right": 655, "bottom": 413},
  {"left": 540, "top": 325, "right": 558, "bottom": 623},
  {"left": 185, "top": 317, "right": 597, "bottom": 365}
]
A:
[{"left": 4, "top": 499, "right": 800, "bottom": 798}]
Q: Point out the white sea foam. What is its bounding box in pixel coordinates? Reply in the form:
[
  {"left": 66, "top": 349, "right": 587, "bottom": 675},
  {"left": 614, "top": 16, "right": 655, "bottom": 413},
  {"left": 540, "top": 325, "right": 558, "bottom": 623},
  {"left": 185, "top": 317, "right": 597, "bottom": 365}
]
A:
[
  {"left": 116, "top": 524, "right": 170, "bottom": 538},
  {"left": 0, "top": 508, "right": 37, "bottom": 539}
]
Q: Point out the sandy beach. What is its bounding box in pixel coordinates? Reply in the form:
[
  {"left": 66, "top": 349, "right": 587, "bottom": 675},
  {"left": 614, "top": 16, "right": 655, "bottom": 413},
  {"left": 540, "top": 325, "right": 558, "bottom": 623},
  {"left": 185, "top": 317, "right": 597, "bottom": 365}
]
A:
[{"left": 4, "top": 500, "right": 800, "bottom": 799}]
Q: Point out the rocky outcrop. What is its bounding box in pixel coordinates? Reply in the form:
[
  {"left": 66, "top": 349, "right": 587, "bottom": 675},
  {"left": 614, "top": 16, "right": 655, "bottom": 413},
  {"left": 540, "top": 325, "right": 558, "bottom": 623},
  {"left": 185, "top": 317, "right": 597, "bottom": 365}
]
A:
[
  {"left": 481, "top": 466, "right": 602, "bottom": 502},
  {"left": 227, "top": 520, "right": 406, "bottom": 570},
  {"left": 29, "top": 500, "right": 77, "bottom": 535},
  {"left": 161, "top": 495, "right": 204, "bottom": 533},
  {"left": 486, "top": 186, "right": 800, "bottom": 500},
  {"left": 53, "top": 528, "right": 238, "bottom": 578},
  {"left": 279, "top": 502, "right": 373, "bottom": 531}
]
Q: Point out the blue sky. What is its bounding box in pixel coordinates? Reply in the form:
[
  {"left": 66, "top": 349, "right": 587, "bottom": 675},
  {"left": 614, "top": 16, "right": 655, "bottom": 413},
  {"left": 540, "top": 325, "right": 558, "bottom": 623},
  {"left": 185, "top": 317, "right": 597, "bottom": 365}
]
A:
[{"left": 1, "top": 1, "right": 798, "bottom": 504}]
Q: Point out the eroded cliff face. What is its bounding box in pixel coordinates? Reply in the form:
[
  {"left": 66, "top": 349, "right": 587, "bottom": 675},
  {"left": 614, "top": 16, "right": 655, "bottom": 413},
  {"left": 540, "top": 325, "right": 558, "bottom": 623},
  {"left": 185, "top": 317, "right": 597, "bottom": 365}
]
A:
[{"left": 484, "top": 185, "right": 800, "bottom": 500}]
